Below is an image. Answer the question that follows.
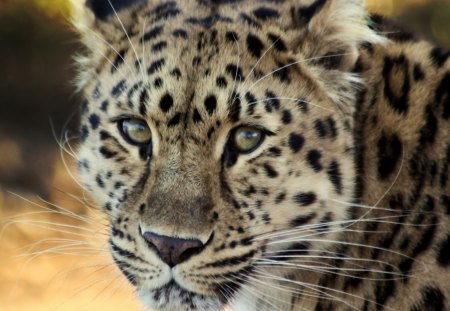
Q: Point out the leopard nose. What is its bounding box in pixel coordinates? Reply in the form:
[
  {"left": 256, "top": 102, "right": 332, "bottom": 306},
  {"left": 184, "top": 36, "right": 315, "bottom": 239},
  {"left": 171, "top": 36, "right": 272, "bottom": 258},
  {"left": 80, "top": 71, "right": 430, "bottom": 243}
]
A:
[{"left": 142, "top": 231, "right": 205, "bottom": 267}]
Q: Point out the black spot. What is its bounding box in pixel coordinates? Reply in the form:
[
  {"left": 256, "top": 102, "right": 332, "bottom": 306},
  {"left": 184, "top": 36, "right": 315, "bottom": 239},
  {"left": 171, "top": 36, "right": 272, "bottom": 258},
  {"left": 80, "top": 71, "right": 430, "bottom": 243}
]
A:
[
  {"left": 172, "top": 29, "right": 188, "bottom": 39},
  {"left": 268, "top": 147, "right": 282, "bottom": 157},
  {"left": 168, "top": 113, "right": 181, "bottom": 127},
  {"left": 264, "top": 91, "right": 280, "bottom": 112},
  {"left": 226, "top": 64, "right": 245, "bottom": 81},
  {"left": 153, "top": 8, "right": 181, "bottom": 22},
  {"left": 152, "top": 41, "right": 168, "bottom": 52},
  {"left": 192, "top": 108, "right": 203, "bottom": 123},
  {"left": 216, "top": 76, "right": 228, "bottom": 88},
  {"left": 410, "top": 287, "right": 445, "bottom": 311},
  {"left": 96, "top": 174, "right": 105, "bottom": 188},
  {"left": 435, "top": 72, "right": 450, "bottom": 119},
  {"left": 297, "top": 99, "right": 309, "bottom": 113},
  {"left": 207, "top": 127, "right": 215, "bottom": 139},
  {"left": 142, "top": 25, "right": 164, "bottom": 42},
  {"left": 296, "top": 0, "right": 327, "bottom": 25},
  {"left": 288, "top": 133, "right": 304, "bottom": 153},
  {"left": 100, "top": 100, "right": 109, "bottom": 111},
  {"left": 273, "top": 61, "right": 291, "bottom": 83},
  {"left": 263, "top": 163, "right": 278, "bottom": 178},
  {"left": 99, "top": 146, "right": 117, "bottom": 159},
  {"left": 246, "top": 34, "right": 265, "bottom": 58},
  {"left": 192, "top": 56, "right": 202, "bottom": 67},
  {"left": 317, "top": 213, "right": 332, "bottom": 232},
  {"left": 412, "top": 217, "right": 437, "bottom": 255},
  {"left": 382, "top": 55, "right": 410, "bottom": 114},
  {"left": 281, "top": 110, "right": 292, "bottom": 124},
  {"left": 413, "top": 63, "right": 425, "bottom": 81},
  {"left": 99, "top": 130, "right": 111, "bottom": 140},
  {"left": 154, "top": 77, "right": 163, "bottom": 88},
  {"left": 80, "top": 125, "right": 89, "bottom": 142},
  {"left": 111, "top": 48, "right": 127, "bottom": 73},
  {"left": 293, "top": 192, "right": 317, "bottom": 206},
  {"left": 374, "top": 266, "right": 396, "bottom": 309},
  {"left": 326, "top": 118, "right": 338, "bottom": 137},
  {"left": 225, "top": 31, "right": 239, "bottom": 42},
  {"left": 267, "top": 33, "right": 287, "bottom": 52},
  {"left": 430, "top": 47, "right": 450, "bottom": 67},
  {"left": 147, "top": 58, "right": 166, "bottom": 74},
  {"left": 170, "top": 68, "right": 181, "bottom": 80},
  {"left": 228, "top": 93, "right": 241, "bottom": 122},
  {"left": 291, "top": 213, "right": 316, "bottom": 227},
  {"left": 275, "top": 192, "right": 286, "bottom": 204},
  {"left": 204, "top": 95, "right": 217, "bottom": 116},
  {"left": 112, "top": 80, "right": 127, "bottom": 97},
  {"left": 437, "top": 233, "right": 450, "bottom": 267},
  {"left": 398, "top": 258, "right": 414, "bottom": 282},
  {"left": 327, "top": 161, "right": 343, "bottom": 194},
  {"left": 313, "top": 50, "right": 345, "bottom": 70},
  {"left": 442, "top": 195, "right": 450, "bottom": 215},
  {"left": 307, "top": 149, "right": 323, "bottom": 172},
  {"left": 89, "top": 114, "right": 100, "bottom": 130},
  {"left": 139, "top": 89, "right": 148, "bottom": 116},
  {"left": 159, "top": 93, "right": 174, "bottom": 112},
  {"left": 253, "top": 7, "right": 279, "bottom": 20},
  {"left": 314, "top": 119, "right": 327, "bottom": 138},
  {"left": 419, "top": 105, "right": 438, "bottom": 146},
  {"left": 245, "top": 92, "right": 258, "bottom": 115},
  {"left": 377, "top": 132, "right": 402, "bottom": 180}
]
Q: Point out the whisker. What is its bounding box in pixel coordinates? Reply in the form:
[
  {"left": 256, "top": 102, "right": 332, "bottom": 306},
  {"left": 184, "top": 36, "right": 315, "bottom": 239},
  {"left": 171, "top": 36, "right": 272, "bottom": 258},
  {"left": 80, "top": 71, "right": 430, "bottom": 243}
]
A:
[{"left": 106, "top": 0, "right": 146, "bottom": 82}]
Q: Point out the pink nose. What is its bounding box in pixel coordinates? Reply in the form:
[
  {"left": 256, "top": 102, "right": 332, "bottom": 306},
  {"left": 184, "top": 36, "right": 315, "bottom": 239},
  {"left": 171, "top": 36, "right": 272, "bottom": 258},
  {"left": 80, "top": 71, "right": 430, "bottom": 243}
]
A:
[{"left": 142, "top": 231, "right": 205, "bottom": 267}]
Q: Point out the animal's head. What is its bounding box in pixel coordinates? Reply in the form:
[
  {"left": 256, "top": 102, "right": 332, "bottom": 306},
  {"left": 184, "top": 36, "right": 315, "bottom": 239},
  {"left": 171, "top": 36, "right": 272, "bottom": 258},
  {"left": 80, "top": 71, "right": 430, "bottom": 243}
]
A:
[{"left": 71, "top": 0, "right": 382, "bottom": 309}]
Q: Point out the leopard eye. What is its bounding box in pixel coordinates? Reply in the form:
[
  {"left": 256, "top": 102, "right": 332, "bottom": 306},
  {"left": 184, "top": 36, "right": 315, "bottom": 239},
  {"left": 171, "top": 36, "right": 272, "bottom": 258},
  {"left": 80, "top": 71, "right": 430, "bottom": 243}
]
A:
[
  {"left": 119, "top": 118, "right": 152, "bottom": 145},
  {"left": 232, "top": 126, "right": 265, "bottom": 153}
]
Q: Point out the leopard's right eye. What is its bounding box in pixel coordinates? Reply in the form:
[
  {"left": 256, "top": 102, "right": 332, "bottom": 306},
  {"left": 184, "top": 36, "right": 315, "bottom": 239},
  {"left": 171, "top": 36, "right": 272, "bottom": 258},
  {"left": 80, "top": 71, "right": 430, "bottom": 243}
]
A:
[{"left": 118, "top": 118, "right": 152, "bottom": 146}]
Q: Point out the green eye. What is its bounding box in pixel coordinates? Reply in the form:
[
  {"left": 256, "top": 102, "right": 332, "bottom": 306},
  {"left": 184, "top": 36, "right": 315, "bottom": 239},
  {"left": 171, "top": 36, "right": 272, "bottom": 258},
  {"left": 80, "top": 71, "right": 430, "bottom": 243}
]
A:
[
  {"left": 119, "top": 119, "right": 152, "bottom": 145},
  {"left": 232, "top": 126, "right": 264, "bottom": 153}
]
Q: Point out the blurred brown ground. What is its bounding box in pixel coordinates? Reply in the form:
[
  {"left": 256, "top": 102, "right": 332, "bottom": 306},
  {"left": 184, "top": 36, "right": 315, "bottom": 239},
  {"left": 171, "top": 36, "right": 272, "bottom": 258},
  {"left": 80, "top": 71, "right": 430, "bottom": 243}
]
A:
[{"left": 0, "top": 0, "right": 449, "bottom": 310}]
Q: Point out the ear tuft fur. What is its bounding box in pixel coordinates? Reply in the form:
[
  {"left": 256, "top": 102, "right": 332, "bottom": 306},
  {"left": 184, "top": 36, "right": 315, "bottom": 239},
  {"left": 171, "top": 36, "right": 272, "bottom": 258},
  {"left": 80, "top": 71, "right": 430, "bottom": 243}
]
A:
[{"left": 296, "top": 0, "right": 385, "bottom": 70}]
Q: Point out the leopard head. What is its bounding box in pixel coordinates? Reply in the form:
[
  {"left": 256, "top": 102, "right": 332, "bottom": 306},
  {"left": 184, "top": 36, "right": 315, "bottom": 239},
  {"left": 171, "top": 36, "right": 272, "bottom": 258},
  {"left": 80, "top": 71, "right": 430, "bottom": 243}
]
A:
[{"left": 71, "top": 0, "right": 382, "bottom": 309}]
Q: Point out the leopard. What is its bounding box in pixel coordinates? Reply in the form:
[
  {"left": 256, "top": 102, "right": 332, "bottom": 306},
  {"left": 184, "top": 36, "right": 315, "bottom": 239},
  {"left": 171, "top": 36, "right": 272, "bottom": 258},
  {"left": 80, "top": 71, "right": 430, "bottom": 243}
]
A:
[{"left": 69, "top": 0, "right": 450, "bottom": 310}]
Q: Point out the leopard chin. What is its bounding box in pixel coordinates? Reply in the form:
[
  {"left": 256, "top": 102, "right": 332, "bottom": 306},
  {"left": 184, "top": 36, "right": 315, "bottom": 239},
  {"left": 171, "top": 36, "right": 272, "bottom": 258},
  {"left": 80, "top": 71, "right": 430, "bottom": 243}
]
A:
[{"left": 138, "top": 281, "right": 224, "bottom": 311}]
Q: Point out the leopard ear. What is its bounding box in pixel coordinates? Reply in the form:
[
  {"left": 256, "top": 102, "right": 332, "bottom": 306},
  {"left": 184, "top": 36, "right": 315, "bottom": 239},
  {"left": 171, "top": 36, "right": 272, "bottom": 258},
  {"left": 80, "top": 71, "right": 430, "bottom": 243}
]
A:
[
  {"left": 291, "top": 0, "right": 384, "bottom": 71},
  {"left": 287, "top": 0, "right": 384, "bottom": 114},
  {"left": 69, "top": 0, "right": 147, "bottom": 88},
  {"left": 70, "top": 0, "right": 146, "bottom": 50}
]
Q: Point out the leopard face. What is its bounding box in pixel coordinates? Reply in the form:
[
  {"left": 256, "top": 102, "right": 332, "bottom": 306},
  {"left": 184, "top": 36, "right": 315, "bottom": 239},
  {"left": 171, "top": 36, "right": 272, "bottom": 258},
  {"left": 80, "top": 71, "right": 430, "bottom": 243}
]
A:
[{"left": 72, "top": 0, "right": 382, "bottom": 310}]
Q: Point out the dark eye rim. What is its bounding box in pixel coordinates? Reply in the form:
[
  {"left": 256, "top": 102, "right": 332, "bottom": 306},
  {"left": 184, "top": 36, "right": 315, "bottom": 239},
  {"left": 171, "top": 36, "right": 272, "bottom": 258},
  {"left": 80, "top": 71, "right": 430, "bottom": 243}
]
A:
[
  {"left": 116, "top": 118, "right": 152, "bottom": 146},
  {"left": 228, "top": 125, "right": 272, "bottom": 154}
]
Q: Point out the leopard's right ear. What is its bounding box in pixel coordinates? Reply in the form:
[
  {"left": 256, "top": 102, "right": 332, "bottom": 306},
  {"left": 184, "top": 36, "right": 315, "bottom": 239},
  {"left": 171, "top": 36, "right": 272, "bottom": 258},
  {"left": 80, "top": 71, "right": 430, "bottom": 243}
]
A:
[
  {"left": 70, "top": 0, "right": 147, "bottom": 50},
  {"left": 69, "top": 0, "right": 147, "bottom": 88}
]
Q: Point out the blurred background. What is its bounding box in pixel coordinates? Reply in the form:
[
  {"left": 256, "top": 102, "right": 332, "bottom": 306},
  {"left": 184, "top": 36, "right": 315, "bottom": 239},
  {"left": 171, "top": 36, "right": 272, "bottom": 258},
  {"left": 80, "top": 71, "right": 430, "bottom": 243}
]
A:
[{"left": 0, "top": 0, "right": 449, "bottom": 310}]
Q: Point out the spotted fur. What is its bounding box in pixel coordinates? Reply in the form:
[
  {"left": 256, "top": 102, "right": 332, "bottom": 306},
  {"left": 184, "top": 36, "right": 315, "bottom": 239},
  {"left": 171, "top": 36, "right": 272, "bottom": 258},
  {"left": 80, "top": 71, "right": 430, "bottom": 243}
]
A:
[{"left": 71, "top": 0, "right": 450, "bottom": 310}]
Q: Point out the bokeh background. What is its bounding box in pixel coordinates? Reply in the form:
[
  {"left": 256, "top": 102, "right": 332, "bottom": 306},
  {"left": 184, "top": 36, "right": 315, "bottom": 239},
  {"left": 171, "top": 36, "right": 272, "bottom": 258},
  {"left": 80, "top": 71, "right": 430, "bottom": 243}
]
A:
[{"left": 0, "top": 0, "right": 449, "bottom": 310}]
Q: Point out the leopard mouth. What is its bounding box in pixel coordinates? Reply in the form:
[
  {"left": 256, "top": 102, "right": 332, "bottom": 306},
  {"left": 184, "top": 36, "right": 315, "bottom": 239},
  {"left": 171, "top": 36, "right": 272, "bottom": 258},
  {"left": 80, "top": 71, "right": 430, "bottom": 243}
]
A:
[{"left": 138, "top": 280, "right": 224, "bottom": 311}]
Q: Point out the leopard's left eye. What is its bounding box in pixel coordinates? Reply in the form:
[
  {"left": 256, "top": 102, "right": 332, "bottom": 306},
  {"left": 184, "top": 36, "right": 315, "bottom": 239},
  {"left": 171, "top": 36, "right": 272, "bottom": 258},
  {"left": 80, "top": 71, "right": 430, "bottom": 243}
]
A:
[
  {"left": 118, "top": 118, "right": 152, "bottom": 145},
  {"left": 231, "top": 126, "right": 265, "bottom": 153}
]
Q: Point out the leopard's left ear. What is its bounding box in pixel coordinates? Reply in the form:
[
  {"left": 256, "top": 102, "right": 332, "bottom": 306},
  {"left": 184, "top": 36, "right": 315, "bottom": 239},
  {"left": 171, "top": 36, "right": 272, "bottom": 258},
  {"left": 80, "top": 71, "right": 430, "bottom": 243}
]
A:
[{"left": 290, "top": 0, "right": 384, "bottom": 71}]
